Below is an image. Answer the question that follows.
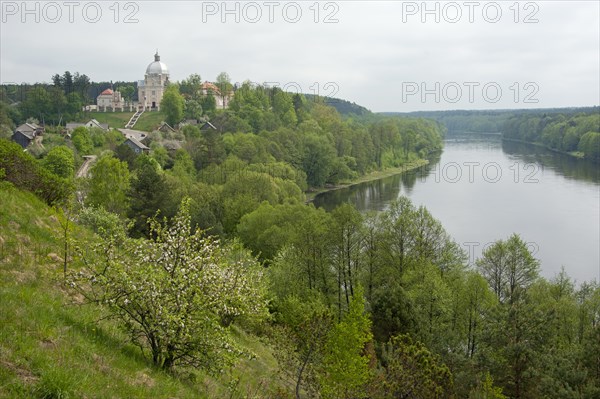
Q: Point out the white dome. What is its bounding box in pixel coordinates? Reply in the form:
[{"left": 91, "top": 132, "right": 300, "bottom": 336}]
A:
[
  {"left": 146, "top": 52, "right": 169, "bottom": 75},
  {"left": 146, "top": 61, "right": 169, "bottom": 75}
]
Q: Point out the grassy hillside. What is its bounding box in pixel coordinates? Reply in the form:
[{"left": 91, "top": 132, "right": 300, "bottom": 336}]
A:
[
  {"left": 0, "top": 183, "right": 279, "bottom": 398},
  {"left": 83, "top": 112, "right": 133, "bottom": 129},
  {"left": 81, "top": 111, "right": 166, "bottom": 132}
]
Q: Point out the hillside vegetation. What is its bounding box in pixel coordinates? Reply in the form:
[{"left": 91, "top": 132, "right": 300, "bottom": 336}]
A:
[
  {"left": 2, "top": 75, "right": 599, "bottom": 398},
  {"left": 0, "top": 183, "right": 279, "bottom": 398},
  {"left": 84, "top": 111, "right": 167, "bottom": 132}
]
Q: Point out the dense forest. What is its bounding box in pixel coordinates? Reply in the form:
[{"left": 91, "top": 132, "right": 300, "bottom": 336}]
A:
[
  {"left": 385, "top": 107, "right": 599, "bottom": 136},
  {"left": 503, "top": 110, "right": 600, "bottom": 160},
  {"left": 1, "top": 73, "right": 599, "bottom": 398},
  {"left": 384, "top": 110, "right": 513, "bottom": 133},
  {"left": 384, "top": 108, "right": 600, "bottom": 161}
]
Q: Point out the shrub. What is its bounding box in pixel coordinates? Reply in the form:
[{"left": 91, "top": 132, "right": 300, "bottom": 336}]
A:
[{"left": 0, "top": 139, "right": 74, "bottom": 205}]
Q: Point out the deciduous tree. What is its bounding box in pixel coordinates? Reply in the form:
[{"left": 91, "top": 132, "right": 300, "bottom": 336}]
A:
[
  {"left": 68, "top": 199, "right": 268, "bottom": 371},
  {"left": 161, "top": 85, "right": 185, "bottom": 126},
  {"left": 86, "top": 155, "right": 130, "bottom": 216},
  {"left": 319, "top": 288, "right": 373, "bottom": 399},
  {"left": 71, "top": 126, "right": 93, "bottom": 154},
  {"left": 42, "top": 145, "right": 75, "bottom": 178}
]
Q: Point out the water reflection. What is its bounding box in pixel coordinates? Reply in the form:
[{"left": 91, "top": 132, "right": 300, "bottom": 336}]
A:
[
  {"left": 314, "top": 134, "right": 599, "bottom": 211},
  {"left": 313, "top": 152, "right": 441, "bottom": 212},
  {"left": 501, "top": 140, "right": 600, "bottom": 184}
]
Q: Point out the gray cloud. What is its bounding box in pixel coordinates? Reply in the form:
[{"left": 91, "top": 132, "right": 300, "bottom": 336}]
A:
[{"left": 1, "top": 0, "right": 598, "bottom": 111}]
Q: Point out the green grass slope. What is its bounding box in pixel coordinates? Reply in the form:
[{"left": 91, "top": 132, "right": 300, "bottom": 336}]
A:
[
  {"left": 0, "top": 183, "right": 279, "bottom": 398},
  {"left": 82, "top": 111, "right": 166, "bottom": 132}
]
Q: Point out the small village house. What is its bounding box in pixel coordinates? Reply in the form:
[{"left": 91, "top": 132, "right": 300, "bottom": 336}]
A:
[
  {"left": 11, "top": 123, "right": 43, "bottom": 148},
  {"left": 65, "top": 119, "right": 109, "bottom": 134},
  {"left": 123, "top": 137, "right": 150, "bottom": 154}
]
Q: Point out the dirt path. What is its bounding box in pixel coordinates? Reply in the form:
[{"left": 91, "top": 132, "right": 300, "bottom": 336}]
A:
[{"left": 76, "top": 155, "right": 97, "bottom": 178}]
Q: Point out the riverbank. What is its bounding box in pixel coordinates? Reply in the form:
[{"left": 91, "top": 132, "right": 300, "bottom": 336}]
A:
[
  {"left": 501, "top": 137, "right": 586, "bottom": 159},
  {"left": 305, "top": 159, "right": 430, "bottom": 203}
]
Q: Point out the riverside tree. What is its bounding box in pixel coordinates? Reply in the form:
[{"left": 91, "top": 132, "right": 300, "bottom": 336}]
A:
[{"left": 477, "top": 234, "right": 544, "bottom": 398}]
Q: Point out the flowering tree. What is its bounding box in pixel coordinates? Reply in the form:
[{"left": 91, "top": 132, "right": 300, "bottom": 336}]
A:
[{"left": 68, "top": 199, "right": 268, "bottom": 371}]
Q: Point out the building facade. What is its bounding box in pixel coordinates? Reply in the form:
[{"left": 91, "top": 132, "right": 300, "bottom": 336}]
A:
[
  {"left": 96, "top": 88, "right": 126, "bottom": 111},
  {"left": 138, "top": 52, "right": 169, "bottom": 111}
]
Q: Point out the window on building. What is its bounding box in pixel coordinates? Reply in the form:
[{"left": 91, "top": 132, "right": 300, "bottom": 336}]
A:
[{"left": 152, "top": 90, "right": 156, "bottom": 95}]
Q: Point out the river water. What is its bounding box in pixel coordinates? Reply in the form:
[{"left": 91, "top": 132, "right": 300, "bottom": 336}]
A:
[{"left": 313, "top": 134, "right": 600, "bottom": 283}]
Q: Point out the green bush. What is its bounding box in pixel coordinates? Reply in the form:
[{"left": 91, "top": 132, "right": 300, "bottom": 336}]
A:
[
  {"left": 0, "top": 138, "right": 74, "bottom": 205},
  {"left": 41, "top": 146, "right": 75, "bottom": 178},
  {"left": 71, "top": 126, "right": 93, "bottom": 154}
]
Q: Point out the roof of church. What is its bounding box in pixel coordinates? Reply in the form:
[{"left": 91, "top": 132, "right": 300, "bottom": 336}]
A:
[
  {"left": 146, "top": 51, "right": 169, "bottom": 76},
  {"left": 202, "top": 82, "right": 221, "bottom": 95},
  {"left": 100, "top": 88, "right": 114, "bottom": 95}
]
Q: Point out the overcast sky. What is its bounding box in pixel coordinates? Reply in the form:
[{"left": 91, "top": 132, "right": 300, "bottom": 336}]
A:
[{"left": 1, "top": 0, "right": 599, "bottom": 112}]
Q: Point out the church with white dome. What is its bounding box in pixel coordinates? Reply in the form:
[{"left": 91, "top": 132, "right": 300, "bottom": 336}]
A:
[{"left": 138, "top": 51, "right": 169, "bottom": 111}]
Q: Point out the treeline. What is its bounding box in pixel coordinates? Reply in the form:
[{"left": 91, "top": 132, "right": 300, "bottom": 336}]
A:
[
  {"left": 145, "top": 78, "right": 443, "bottom": 189},
  {"left": 305, "top": 94, "right": 372, "bottom": 118},
  {"left": 215, "top": 83, "right": 442, "bottom": 181},
  {"left": 385, "top": 108, "right": 600, "bottom": 138},
  {"left": 503, "top": 110, "right": 600, "bottom": 160},
  {"left": 388, "top": 109, "right": 513, "bottom": 133}
]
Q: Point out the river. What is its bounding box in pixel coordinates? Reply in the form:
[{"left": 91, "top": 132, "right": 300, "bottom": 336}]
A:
[{"left": 313, "top": 134, "right": 600, "bottom": 283}]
